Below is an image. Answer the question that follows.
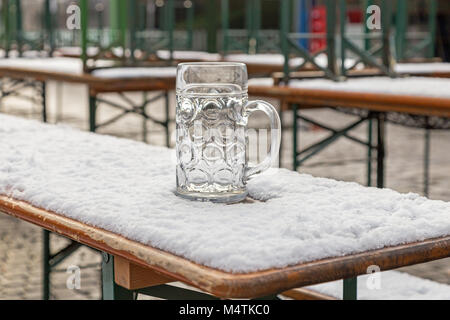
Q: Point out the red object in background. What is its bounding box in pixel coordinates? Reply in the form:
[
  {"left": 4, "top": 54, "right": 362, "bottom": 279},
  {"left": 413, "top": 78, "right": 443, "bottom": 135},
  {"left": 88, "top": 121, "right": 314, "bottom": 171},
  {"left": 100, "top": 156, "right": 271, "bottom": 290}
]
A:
[
  {"left": 347, "top": 8, "right": 363, "bottom": 23},
  {"left": 309, "top": 6, "right": 327, "bottom": 53}
]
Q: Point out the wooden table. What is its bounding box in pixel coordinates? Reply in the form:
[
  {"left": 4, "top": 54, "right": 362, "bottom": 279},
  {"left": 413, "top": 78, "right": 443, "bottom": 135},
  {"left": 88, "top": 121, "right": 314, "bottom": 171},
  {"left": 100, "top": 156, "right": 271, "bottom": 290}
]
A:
[
  {"left": 249, "top": 80, "right": 450, "bottom": 192},
  {"left": 1, "top": 196, "right": 449, "bottom": 300},
  {"left": 0, "top": 64, "right": 175, "bottom": 139},
  {"left": 248, "top": 85, "right": 450, "bottom": 118}
]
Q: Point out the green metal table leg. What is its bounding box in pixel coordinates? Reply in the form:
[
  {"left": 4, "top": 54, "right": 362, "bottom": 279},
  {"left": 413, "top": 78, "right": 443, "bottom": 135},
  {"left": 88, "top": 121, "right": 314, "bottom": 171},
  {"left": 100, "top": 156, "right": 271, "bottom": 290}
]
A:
[
  {"left": 142, "top": 92, "right": 148, "bottom": 143},
  {"left": 41, "top": 81, "right": 47, "bottom": 123},
  {"left": 424, "top": 122, "right": 430, "bottom": 197},
  {"left": 129, "top": 0, "right": 137, "bottom": 63},
  {"left": 343, "top": 278, "right": 357, "bottom": 300},
  {"left": 367, "top": 118, "right": 373, "bottom": 187},
  {"left": 44, "top": 0, "right": 54, "bottom": 55},
  {"left": 101, "top": 253, "right": 135, "bottom": 300},
  {"left": 221, "top": 0, "right": 230, "bottom": 55},
  {"left": 15, "top": 0, "right": 23, "bottom": 57},
  {"left": 376, "top": 113, "right": 385, "bottom": 189},
  {"left": 42, "top": 80, "right": 49, "bottom": 299},
  {"left": 395, "top": 0, "right": 408, "bottom": 61},
  {"left": 206, "top": 0, "right": 217, "bottom": 53},
  {"left": 42, "top": 229, "right": 50, "bottom": 300},
  {"left": 80, "top": 0, "right": 88, "bottom": 71},
  {"left": 165, "top": 91, "right": 170, "bottom": 147},
  {"left": 89, "top": 94, "right": 97, "bottom": 133},
  {"left": 292, "top": 104, "right": 298, "bottom": 171},
  {"left": 327, "top": 0, "right": 337, "bottom": 76},
  {"left": 427, "top": 0, "right": 437, "bottom": 59},
  {"left": 364, "top": 0, "right": 373, "bottom": 52},
  {"left": 186, "top": 1, "right": 194, "bottom": 49},
  {"left": 2, "top": 0, "right": 11, "bottom": 57},
  {"left": 280, "top": 0, "right": 290, "bottom": 82},
  {"left": 278, "top": 106, "right": 283, "bottom": 168},
  {"left": 381, "top": 0, "right": 393, "bottom": 75}
]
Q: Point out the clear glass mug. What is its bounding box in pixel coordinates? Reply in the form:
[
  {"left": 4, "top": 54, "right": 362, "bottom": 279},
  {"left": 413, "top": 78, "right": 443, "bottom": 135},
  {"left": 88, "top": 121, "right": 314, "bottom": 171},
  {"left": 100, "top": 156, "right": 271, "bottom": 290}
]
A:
[{"left": 175, "top": 62, "right": 281, "bottom": 203}]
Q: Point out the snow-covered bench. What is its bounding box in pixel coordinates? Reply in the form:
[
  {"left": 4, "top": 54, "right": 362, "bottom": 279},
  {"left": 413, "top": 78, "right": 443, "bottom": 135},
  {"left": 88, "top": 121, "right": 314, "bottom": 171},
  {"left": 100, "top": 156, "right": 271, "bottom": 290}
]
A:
[
  {"left": 0, "top": 114, "right": 449, "bottom": 299},
  {"left": 248, "top": 76, "right": 450, "bottom": 100},
  {"left": 283, "top": 271, "right": 450, "bottom": 300}
]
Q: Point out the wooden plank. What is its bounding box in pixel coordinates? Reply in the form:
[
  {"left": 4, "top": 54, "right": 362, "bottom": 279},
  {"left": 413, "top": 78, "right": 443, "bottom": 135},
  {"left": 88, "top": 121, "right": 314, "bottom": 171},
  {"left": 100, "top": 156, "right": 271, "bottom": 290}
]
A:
[
  {"left": 248, "top": 85, "right": 450, "bottom": 118},
  {"left": 0, "top": 67, "right": 176, "bottom": 93},
  {"left": 114, "top": 256, "right": 174, "bottom": 290},
  {"left": 0, "top": 196, "right": 449, "bottom": 299}
]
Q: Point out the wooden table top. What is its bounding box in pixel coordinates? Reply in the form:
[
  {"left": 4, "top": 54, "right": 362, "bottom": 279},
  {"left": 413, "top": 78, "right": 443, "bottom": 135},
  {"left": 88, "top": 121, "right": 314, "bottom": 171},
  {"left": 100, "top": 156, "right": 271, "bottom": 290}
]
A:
[
  {"left": 0, "top": 66, "right": 176, "bottom": 94},
  {"left": 249, "top": 84, "right": 450, "bottom": 118},
  {"left": 1, "top": 195, "right": 449, "bottom": 298}
]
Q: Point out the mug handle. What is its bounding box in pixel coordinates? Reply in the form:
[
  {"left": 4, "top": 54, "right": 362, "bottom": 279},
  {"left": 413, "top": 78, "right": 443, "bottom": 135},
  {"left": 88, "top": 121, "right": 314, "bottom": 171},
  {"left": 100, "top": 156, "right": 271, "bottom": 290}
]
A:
[{"left": 244, "top": 100, "right": 282, "bottom": 179}]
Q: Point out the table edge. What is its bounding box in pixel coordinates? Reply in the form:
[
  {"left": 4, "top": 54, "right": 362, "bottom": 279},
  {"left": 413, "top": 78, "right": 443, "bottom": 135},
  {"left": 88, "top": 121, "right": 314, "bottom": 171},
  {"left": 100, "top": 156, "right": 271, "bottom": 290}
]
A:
[{"left": 1, "top": 196, "right": 449, "bottom": 298}]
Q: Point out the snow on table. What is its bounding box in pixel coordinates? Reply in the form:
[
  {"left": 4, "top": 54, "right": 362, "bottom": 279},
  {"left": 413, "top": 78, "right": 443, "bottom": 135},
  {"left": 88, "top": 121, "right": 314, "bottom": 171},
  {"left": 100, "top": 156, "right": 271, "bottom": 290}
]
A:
[
  {"left": 248, "top": 76, "right": 450, "bottom": 99},
  {"left": 54, "top": 46, "right": 101, "bottom": 57},
  {"left": 0, "top": 57, "right": 85, "bottom": 74},
  {"left": 224, "top": 53, "right": 304, "bottom": 67},
  {"left": 91, "top": 67, "right": 177, "bottom": 79},
  {"left": 224, "top": 53, "right": 357, "bottom": 69},
  {"left": 304, "top": 270, "right": 450, "bottom": 300},
  {"left": 0, "top": 57, "right": 175, "bottom": 79},
  {"left": 0, "top": 114, "right": 449, "bottom": 273},
  {"left": 156, "top": 50, "right": 222, "bottom": 61},
  {"left": 396, "top": 62, "right": 450, "bottom": 74}
]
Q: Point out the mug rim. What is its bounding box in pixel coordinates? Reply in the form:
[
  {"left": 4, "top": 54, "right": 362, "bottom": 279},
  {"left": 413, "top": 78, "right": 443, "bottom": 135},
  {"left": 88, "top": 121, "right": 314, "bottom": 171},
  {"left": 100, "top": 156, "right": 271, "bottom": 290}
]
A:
[{"left": 177, "top": 62, "right": 247, "bottom": 68}]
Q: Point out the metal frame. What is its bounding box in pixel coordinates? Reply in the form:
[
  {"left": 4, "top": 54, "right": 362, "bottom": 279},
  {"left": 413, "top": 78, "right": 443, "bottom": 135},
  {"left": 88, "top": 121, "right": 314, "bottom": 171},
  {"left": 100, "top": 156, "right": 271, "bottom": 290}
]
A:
[
  {"left": 339, "top": 0, "right": 395, "bottom": 77},
  {"left": 280, "top": 0, "right": 396, "bottom": 81},
  {"left": 221, "top": 0, "right": 280, "bottom": 55},
  {"left": 0, "top": 0, "right": 54, "bottom": 57},
  {"left": 78, "top": 0, "right": 195, "bottom": 66},
  {"left": 88, "top": 90, "right": 171, "bottom": 146},
  {"left": 395, "top": 0, "right": 437, "bottom": 61},
  {"left": 101, "top": 254, "right": 281, "bottom": 300}
]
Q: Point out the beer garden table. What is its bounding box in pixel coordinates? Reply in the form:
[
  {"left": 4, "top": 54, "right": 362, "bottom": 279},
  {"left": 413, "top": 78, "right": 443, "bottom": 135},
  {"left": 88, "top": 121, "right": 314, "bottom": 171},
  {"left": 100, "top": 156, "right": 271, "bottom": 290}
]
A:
[{"left": 0, "top": 114, "right": 449, "bottom": 300}]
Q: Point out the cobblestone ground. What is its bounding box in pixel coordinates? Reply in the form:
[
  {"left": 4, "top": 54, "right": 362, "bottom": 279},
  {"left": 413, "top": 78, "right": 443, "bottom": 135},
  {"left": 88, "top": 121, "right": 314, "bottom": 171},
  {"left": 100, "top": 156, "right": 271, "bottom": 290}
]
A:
[{"left": 0, "top": 82, "right": 448, "bottom": 299}]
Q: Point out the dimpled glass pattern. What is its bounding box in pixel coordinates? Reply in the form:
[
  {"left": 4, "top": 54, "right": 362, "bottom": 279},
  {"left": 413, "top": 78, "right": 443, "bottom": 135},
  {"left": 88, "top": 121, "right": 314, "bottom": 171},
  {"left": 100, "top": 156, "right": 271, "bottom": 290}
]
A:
[{"left": 175, "top": 63, "right": 281, "bottom": 203}]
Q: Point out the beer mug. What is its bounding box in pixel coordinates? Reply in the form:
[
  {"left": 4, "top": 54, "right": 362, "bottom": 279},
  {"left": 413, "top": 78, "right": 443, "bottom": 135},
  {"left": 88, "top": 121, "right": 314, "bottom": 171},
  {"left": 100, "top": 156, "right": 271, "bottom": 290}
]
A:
[{"left": 175, "top": 63, "right": 281, "bottom": 203}]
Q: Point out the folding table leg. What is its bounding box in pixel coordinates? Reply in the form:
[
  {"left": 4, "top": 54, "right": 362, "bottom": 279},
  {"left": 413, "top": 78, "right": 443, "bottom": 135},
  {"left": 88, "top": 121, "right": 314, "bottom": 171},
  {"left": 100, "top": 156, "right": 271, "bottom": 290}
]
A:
[
  {"left": 164, "top": 91, "right": 170, "bottom": 147},
  {"left": 142, "top": 92, "right": 148, "bottom": 143},
  {"left": 424, "top": 123, "right": 430, "bottom": 197},
  {"left": 89, "top": 94, "right": 97, "bottom": 133},
  {"left": 292, "top": 104, "right": 298, "bottom": 171},
  {"left": 101, "top": 253, "right": 135, "bottom": 300},
  {"left": 0, "top": 80, "right": 3, "bottom": 109},
  {"left": 41, "top": 81, "right": 47, "bottom": 123},
  {"left": 343, "top": 278, "right": 357, "bottom": 300},
  {"left": 367, "top": 118, "right": 373, "bottom": 187},
  {"left": 42, "top": 230, "right": 51, "bottom": 300},
  {"left": 376, "top": 113, "right": 386, "bottom": 188}
]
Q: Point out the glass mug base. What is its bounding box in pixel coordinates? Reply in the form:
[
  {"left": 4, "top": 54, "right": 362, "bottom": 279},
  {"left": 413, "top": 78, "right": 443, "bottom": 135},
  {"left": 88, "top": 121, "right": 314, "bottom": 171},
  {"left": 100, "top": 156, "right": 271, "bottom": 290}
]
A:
[{"left": 175, "top": 188, "right": 248, "bottom": 204}]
